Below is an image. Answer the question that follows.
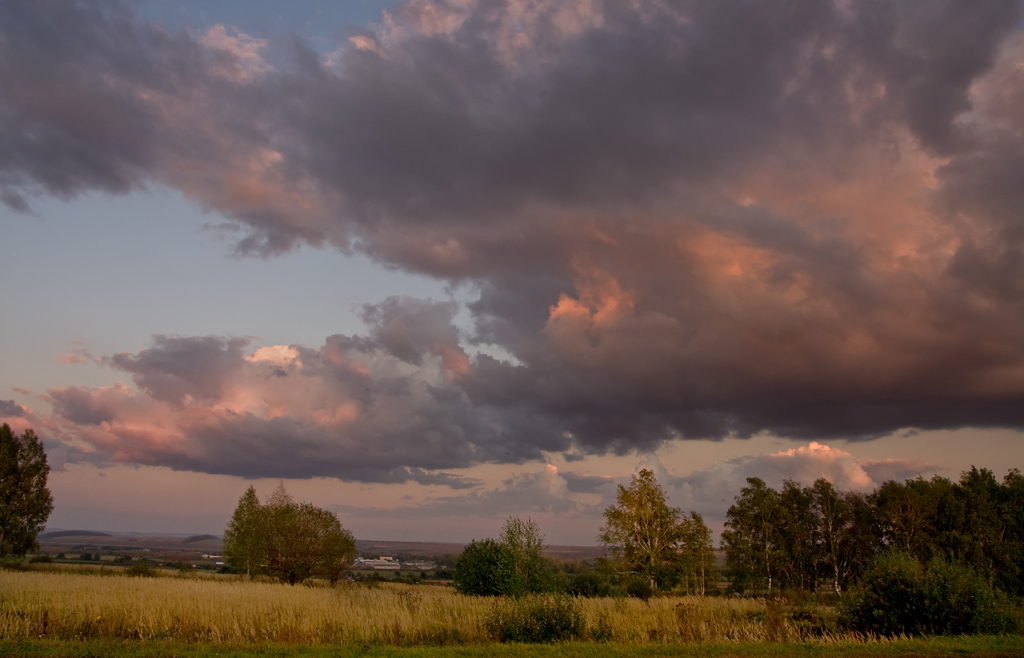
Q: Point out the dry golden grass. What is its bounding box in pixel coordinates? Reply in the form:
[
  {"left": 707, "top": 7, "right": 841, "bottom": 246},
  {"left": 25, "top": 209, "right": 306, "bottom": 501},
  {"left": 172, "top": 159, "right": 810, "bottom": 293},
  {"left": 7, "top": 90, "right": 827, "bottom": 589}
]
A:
[{"left": 0, "top": 569, "right": 846, "bottom": 646}]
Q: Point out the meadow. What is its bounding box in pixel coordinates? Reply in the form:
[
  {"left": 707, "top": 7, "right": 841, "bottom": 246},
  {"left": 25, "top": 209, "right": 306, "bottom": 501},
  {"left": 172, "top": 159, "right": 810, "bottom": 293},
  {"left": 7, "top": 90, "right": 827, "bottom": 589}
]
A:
[{"left": 1, "top": 567, "right": 1022, "bottom": 657}]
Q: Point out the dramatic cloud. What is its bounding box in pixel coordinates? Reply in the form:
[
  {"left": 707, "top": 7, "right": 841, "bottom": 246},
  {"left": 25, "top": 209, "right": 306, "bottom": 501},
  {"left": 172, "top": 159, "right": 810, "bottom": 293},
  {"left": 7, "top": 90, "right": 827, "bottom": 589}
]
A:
[
  {"left": 0, "top": 399, "right": 26, "bottom": 418},
  {"left": 41, "top": 300, "right": 517, "bottom": 483},
  {"left": 5, "top": 0, "right": 1024, "bottom": 480}
]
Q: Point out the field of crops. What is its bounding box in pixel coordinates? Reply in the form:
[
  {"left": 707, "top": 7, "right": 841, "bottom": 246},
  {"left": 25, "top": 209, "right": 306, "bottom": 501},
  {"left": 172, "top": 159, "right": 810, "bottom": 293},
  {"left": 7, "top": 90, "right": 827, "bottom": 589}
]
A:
[
  {"left": 2, "top": 567, "right": 1023, "bottom": 658},
  {"left": 0, "top": 568, "right": 844, "bottom": 645}
]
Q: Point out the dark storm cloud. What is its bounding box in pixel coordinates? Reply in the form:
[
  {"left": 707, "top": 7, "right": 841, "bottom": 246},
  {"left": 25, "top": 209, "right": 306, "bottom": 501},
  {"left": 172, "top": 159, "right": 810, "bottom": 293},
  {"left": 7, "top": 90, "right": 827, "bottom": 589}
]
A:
[
  {"left": 109, "top": 335, "right": 252, "bottom": 404},
  {"left": 10, "top": 0, "right": 1024, "bottom": 479},
  {"left": 561, "top": 471, "right": 616, "bottom": 494},
  {"left": 0, "top": 0, "right": 185, "bottom": 200},
  {"left": 45, "top": 310, "right": 558, "bottom": 483},
  {"left": 49, "top": 387, "right": 116, "bottom": 425},
  {"left": 0, "top": 399, "right": 25, "bottom": 418},
  {"left": 362, "top": 297, "right": 462, "bottom": 366}
]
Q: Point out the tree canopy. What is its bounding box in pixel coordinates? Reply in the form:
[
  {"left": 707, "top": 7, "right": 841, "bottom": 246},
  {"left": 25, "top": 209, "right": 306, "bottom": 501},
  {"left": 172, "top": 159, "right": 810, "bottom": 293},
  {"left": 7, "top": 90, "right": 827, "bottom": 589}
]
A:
[
  {"left": 454, "top": 516, "right": 552, "bottom": 597},
  {"left": 0, "top": 424, "right": 53, "bottom": 557},
  {"left": 598, "top": 469, "right": 683, "bottom": 588},
  {"left": 721, "top": 469, "right": 1024, "bottom": 597},
  {"left": 223, "top": 483, "right": 356, "bottom": 584}
]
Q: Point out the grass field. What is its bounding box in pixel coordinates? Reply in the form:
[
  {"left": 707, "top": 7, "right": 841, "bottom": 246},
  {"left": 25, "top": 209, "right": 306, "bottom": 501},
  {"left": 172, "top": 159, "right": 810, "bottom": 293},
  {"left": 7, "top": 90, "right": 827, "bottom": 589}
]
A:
[
  {"left": 1, "top": 567, "right": 1022, "bottom": 657},
  {"left": 3, "top": 637, "right": 1024, "bottom": 658}
]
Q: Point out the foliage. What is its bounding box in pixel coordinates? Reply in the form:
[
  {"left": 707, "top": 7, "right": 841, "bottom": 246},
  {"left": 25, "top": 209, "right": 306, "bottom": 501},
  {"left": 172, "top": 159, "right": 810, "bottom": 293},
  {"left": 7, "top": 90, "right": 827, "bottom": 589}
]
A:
[
  {"left": 485, "top": 594, "right": 586, "bottom": 643},
  {"left": 124, "top": 561, "right": 158, "bottom": 578},
  {"left": 565, "top": 568, "right": 613, "bottom": 598},
  {"left": 598, "top": 469, "right": 682, "bottom": 589},
  {"left": 721, "top": 477, "right": 782, "bottom": 594},
  {"left": 453, "top": 538, "right": 513, "bottom": 596},
  {"left": 223, "top": 486, "right": 264, "bottom": 578},
  {"left": 809, "top": 479, "right": 858, "bottom": 595},
  {"left": 0, "top": 424, "right": 54, "bottom": 557},
  {"left": 624, "top": 577, "right": 653, "bottom": 601},
  {"left": 499, "top": 516, "right": 553, "bottom": 597},
  {"left": 721, "top": 469, "right": 1024, "bottom": 598},
  {"left": 222, "top": 483, "right": 356, "bottom": 585},
  {"left": 676, "top": 511, "right": 717, "bottom": 595},
  {"left": 841, "top": 551, "right": 1018, "bottom": 636},
  {"left": 454, "top": 517, "right": 553, "bottom": 597}
]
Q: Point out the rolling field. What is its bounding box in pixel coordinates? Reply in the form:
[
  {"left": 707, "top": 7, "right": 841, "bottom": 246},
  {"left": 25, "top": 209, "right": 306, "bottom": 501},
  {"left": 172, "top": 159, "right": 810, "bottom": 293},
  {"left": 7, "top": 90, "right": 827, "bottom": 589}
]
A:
[{"left": 1, "top": 568, "right": 1022, "bottom": 657}]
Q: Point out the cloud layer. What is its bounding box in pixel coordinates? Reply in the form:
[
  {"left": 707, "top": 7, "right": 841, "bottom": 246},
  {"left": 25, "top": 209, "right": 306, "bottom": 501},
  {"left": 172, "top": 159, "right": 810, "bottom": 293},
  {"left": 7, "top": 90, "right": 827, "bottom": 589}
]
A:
[{"left": 3, "top": 0, "right": 1024, "bottom": 479}]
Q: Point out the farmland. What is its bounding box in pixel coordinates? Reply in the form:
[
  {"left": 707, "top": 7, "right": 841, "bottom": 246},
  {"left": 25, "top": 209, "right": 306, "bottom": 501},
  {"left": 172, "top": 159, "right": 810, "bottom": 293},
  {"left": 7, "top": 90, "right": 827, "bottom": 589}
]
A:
[{"left": 1, "top": 566, "right": 1022, "bottom": 658}]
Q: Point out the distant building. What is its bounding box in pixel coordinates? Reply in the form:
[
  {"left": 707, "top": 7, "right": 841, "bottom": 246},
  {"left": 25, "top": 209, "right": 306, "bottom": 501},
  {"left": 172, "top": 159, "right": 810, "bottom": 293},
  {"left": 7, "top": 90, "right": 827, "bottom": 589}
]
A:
[{"left": 354, "top": 556, "right": 401, "bottom": 570}]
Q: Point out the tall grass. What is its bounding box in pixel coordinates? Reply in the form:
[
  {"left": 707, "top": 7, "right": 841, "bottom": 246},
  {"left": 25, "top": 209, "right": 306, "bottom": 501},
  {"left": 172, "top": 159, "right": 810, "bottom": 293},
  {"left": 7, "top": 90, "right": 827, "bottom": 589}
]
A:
[{"left": 0, "top": 570, "right": 849, "bottom": 646}]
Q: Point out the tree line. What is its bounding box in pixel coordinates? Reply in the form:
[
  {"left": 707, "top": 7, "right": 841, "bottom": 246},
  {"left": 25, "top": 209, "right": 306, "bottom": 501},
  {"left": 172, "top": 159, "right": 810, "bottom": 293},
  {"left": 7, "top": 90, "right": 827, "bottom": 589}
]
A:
[
  {"left": 722, "top": 468, "right": 1024, "bottom": 597},
  {"left": 454, "top": 469, "right": 717, "bottom": 599},
  {"left": 3, "top": 417, "right": 1022, "bottom": 618}
]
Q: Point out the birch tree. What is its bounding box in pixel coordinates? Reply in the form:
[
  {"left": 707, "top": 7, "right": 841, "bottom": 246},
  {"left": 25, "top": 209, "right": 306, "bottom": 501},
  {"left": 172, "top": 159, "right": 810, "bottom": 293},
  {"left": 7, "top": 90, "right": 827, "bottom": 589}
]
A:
[{"left": 598, "top": 469, "right": 682, "bottom": 589}]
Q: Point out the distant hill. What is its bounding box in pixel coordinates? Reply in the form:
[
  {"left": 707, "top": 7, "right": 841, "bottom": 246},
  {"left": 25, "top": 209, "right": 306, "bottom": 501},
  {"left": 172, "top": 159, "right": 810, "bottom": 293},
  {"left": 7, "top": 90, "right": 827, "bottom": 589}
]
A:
[
  {"left": 182, "top": 534, "right": 220, "bottom": 543},
  {"left": 39, "top": 530, "right": 112, "bottom": 539}
]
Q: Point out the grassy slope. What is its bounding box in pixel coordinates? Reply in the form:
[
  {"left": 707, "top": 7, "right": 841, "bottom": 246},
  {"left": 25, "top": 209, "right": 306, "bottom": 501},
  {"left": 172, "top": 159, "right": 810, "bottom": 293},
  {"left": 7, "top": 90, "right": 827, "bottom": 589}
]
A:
[{"left": 2, "top": 637, "right": 1024, "bottom": 658}]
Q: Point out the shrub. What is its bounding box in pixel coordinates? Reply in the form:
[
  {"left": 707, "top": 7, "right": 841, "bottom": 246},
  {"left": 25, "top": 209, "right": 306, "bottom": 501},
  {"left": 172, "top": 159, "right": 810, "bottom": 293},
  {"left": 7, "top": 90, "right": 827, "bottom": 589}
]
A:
[
  {"left": 841, "top": 551, "right": 1017, "bottom": 636},
  {"left": 486, "top": 594, "right": 586, "bottom": 643},
  {"left": 566, "top": 569, "right": 612, "bottom": 598},
  {"left": 453, "top": 539, "right": 512, "bottom": 596},
  {"left": 28, "top": 554, "right": 52, "bottom": 563},
  {"left": 124, "top": 561, "right": 158, "bottom": 578},
  {"left": 626, "top": 578, "right": 654, "bottom": 601}
]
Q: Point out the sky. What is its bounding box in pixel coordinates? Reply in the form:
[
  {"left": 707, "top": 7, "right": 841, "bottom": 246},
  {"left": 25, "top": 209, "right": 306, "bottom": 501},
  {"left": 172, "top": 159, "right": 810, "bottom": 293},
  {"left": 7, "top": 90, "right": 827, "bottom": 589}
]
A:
[{"left": 2, "top": 0, "right": 1023, "bottom": 546}]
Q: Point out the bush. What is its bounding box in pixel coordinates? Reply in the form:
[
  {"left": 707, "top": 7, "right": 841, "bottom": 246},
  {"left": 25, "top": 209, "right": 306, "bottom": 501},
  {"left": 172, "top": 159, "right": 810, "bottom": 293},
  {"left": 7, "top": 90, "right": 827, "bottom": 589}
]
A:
[
  {"left": 486, "top": 594, "right": 586, "bottom": 643},
  {"left": 566, "top": 569, "right": 612, "bottom": 598},
  {"left": 124, "top": 561, "right": 158, "bottom": 578},
  {"left": 842, "top": 551, "right": 1018, "bottom": 636},
  {"left": 453, "top": 539, "right": 513, "bottom": 596},
  {"left": 626, "top": 578, "right": 654, "bottom": 601},
  {"left": 28, "top": 554, "right": 52, "bottom": 563}
]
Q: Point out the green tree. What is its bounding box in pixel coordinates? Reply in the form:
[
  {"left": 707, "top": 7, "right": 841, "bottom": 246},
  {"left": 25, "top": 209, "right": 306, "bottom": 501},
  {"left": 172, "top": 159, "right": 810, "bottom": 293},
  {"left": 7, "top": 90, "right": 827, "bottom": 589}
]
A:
[
  {"left": 223, "top": 485, "right": 265, "bottom": 578},
  {"left": 313, "top": 506, "right": 356, "bottom": 585},
  {"left": 453, "top": 538, "right": 512, "bottom": 596},
  {"left": 677, "top": 511, "right": 716, "bottom": 595},
  {"left": 778, "top": 479, "right": 816, "bottom": 591},
  {"left": 871, "top": 477, "right": 943, "bottom": 558},
  {"left": 0, "top": 424, "right": 54, "bottom": 557},
  {"left": 499, "top": 516, "right": 551, "bottom": 597},
  {"left": 998, "top": 469, "right": 1024, "bottom": 595},
  {"left": 222, "top": 483, "right": 355, "bottom": 585},
  {"left": 454, "top": 517, "right": 553, "bottom": 597},
  {"left": 598, "top": 469, "right": 682, "bottom": 589},
  {"left": 722, "top": 477, "right": 782, "bottom": 594},
  {"left": 810, "top": 478, "right": 856, "bottom": 594}
]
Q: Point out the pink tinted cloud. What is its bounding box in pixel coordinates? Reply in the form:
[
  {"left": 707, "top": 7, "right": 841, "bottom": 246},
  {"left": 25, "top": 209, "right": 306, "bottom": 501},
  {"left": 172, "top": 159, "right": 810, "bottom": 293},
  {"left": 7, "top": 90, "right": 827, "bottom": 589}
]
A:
[
  {"left": 41, "top": 300, "right": 491, "bottom": 484},
  {"left": 4, "top": 0, "right": 1024, "bottom": 461},
  {"left": 57, "top": 343, "right": 102, "bottom": 365}
]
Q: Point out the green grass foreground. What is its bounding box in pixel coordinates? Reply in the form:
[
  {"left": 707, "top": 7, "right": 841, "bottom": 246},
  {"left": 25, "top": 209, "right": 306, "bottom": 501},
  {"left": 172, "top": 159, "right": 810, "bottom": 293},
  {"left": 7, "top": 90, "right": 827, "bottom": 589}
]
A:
[{"left": 2, "top": 636, "right": 1024, "bottom": 658}]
